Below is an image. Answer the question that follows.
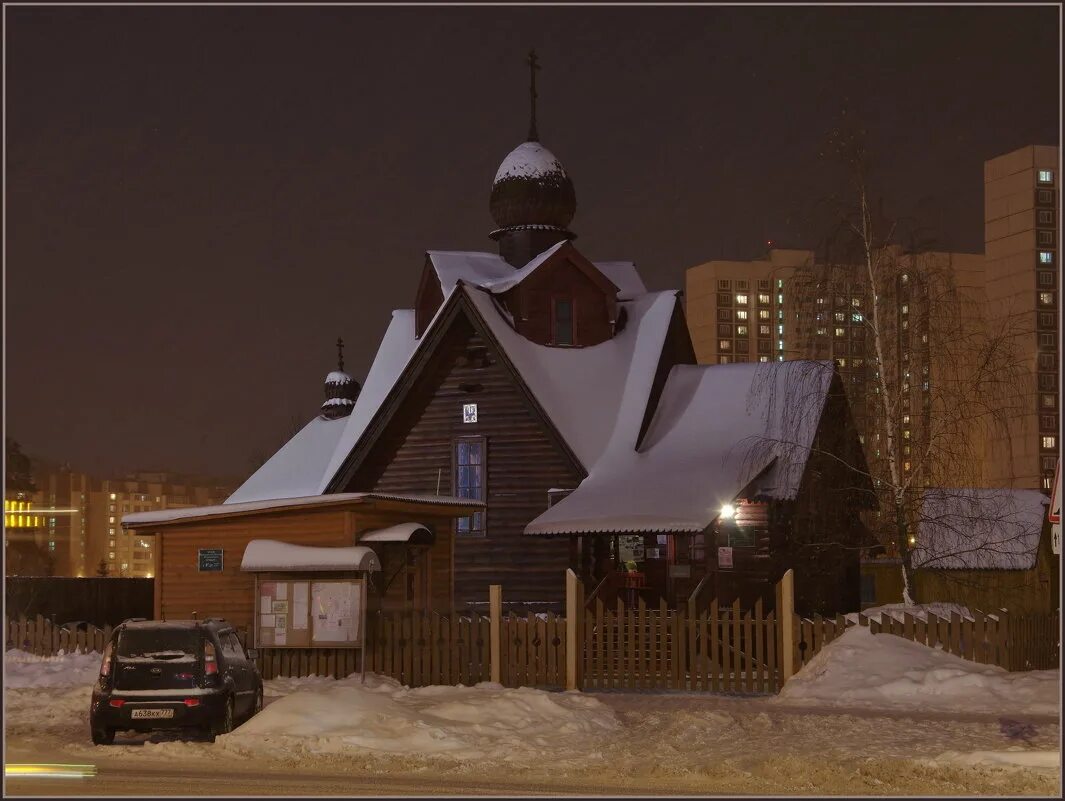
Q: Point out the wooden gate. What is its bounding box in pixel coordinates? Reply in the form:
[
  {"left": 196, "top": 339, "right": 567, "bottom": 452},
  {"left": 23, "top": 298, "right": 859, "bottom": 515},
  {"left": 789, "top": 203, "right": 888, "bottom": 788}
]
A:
[{"left": 581, "top": 597, "right": 781, "bottom": 693}]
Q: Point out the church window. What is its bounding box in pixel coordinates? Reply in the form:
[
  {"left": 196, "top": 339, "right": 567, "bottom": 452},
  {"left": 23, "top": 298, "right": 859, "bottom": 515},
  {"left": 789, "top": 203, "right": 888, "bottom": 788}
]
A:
[
  {"left": 454, "top": 437, "right": 486, "bottom": 536},
  {"left": 552, "top": 298, "right": 574, "bottom": 346}
]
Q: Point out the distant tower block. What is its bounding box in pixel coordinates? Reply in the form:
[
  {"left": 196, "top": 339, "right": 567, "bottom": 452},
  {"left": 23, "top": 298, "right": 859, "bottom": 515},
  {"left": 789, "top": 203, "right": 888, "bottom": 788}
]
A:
[
  {"left": 321, "top": 337, "right": 360, "bottom": 419},
  {"left": 489, "top": 49, "right": 577, "bottom": 268}
]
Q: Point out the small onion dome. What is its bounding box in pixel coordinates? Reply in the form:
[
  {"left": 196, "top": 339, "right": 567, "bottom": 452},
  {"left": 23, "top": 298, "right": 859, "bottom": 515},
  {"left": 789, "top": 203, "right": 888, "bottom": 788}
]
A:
[
  {"left": 322, "top": 370, "right": 360, "bottom": 419},
  {"left": 489, "top": 141, "right": 576, "bottom": 236}
]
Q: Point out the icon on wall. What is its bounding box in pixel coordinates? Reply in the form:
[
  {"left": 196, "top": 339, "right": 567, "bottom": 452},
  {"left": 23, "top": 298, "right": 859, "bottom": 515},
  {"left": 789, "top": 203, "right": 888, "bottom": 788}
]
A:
[{"left": 462, "top": 403, "right": 478, "bottom": 424}]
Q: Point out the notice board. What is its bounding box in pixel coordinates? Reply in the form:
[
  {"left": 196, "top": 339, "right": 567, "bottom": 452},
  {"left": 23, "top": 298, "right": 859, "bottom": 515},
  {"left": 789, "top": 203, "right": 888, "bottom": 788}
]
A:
[{"left": 256, "top": 578, "right": 364, "bottom": 648}]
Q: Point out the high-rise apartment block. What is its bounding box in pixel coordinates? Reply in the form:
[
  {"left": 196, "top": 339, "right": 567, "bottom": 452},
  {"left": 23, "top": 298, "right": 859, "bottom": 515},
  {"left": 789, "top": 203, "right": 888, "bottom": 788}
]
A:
[
  {"left": 5, "top": 467, "right": 233, "bottom": 578},
  {"left": 983, "top": 145, "right": 1059, "bottom": 491},
  {"left": 686, "top": 144, "right": 1060, "bottom": 494}
]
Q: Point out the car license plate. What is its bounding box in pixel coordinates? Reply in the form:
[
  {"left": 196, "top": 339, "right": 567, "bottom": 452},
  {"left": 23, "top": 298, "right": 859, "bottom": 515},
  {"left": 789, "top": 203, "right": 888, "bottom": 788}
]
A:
[{"left": 130, "top": 708, "right": 174, "bottom": 719}]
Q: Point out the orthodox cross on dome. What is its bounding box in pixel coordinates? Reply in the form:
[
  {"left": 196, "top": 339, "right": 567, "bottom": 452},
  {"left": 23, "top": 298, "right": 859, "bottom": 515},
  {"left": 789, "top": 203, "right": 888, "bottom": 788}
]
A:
[
  {"left": 336, "top": 337, "right": 345, "bottom": 372},
  {"left": 527, "top": 48, "right": 540, "bottom": 142}
]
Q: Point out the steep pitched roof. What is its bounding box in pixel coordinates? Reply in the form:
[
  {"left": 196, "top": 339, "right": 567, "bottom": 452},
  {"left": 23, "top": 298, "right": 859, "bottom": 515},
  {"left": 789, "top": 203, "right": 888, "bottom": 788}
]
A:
[
  {"left": 913, "top": 488, "right": 1049, "bottom": 570},
  {"left": 426, "top": 246, "right": 646, "bottom": 300},
  {"left": 525, "top": 361, "right": 835, "bottom": 534},
  {"left": 227, "top": 311, "right": 420, "bottom": 504}
]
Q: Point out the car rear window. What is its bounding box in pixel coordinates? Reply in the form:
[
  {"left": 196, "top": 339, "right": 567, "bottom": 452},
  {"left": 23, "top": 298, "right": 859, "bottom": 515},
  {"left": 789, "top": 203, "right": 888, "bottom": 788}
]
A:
[{"left": 116, "top": 629, "right": 203, "bottom": 660}]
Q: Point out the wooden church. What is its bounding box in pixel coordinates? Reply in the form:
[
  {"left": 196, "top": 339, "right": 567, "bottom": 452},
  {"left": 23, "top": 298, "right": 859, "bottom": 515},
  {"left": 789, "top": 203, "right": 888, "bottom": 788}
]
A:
[{"left": 219, "top": 58, "right": 874, "bottom": 617}]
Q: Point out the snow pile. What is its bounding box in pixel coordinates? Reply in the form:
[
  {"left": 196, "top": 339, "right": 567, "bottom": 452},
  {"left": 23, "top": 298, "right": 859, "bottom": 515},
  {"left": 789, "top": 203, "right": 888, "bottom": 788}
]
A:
[
  {"left": 4, "top": 648, "right": 102, "bottom": 689},
  {"left": 776, "top": 626, "right": 1060, "bottom": 716},
  {"left": 848, "top": 602, "right": 986, "bottom": 624},
  {"left": 221, "top": 673, "right": 618, "bottom": 765}
]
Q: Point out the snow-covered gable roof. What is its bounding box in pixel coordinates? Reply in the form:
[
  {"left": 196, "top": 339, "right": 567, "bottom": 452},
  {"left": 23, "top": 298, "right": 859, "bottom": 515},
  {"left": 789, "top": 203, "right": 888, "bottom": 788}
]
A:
[
  {"left": 465, "top": 286, "right": 680, "bottom": 469},
  {"left": 124, "top": 492, "right": 482, "bottom": 528},
  {"left": 526, "top": 360, "right": 835, "bottom": 535},
  {"left": 913, "top": 488, "right": 1049, "bottom": 570},
  {"left": 228, "top": 311, "right": 418, "bottom": 504},
  {"left": 240, "top": 539, "right": 380, "bottom": 572},
  {"left": 426, "top": 248, "right": 646, "bottom": 301}
]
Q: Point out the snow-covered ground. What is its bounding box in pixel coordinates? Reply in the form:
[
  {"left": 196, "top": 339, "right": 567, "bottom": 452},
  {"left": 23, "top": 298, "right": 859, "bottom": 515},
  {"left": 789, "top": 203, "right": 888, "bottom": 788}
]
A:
[{"left": 4, "top": 633, "right": 1060, "bottom": 795}]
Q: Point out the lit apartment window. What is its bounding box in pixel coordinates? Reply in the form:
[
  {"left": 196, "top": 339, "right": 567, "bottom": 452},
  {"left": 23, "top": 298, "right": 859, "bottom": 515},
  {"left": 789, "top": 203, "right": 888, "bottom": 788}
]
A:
[
  {"left": 736, "top": 325, "right": 748, "bottom": 336},
  {"left": 817, "top": 327, "right": 827, "bottom": 336},
  {"left": 109, "top": 493, "right": 116, "bottom": 500},
  {"left": 109, "top": 552, "right": 115, "bottom": 559},
  {"left": 758, "top": 293, "right": 771, "bottom": 305},
  {"left": 777, "top": 293, "right": 783, "bottom": 304},
  {"left": 1042, "top": 436, "right": 1057, "bottom": 450},
  {"left": 838, "top": 358, "right": 848, "bottom": 367},
  {"left": 1037, "top": 169, "right": 1055, "bottom": 184},
  {"left": 777, "top": 279, "right": 784, "bottom": 289},
  {"left": 759, "top": 325, "right": 771, "bottom": 336},
  {"left": 759, "top": 310, "right": 770, "bottom": 320},
  {"left": 903, "top": 430, "right": 911, "bottom": 440},
  {"left": 1039, "top": 292, "right": 1054, "bottom": 306},
  {"left": 1044, "top": 475, "right": 1054, "bottom": 491},
  {"left": 1039, "top": 251, "right": 1054, "bottom": 265},
  {"left": 735, "top": 294, "right": 749, "bottom": 305},
  {"left": 108, "top": 504, "right": 115, "bottom": 512},
  {"left": 777, "top": 339, "right": 784, "bottom": 350},
  {"left": 719, "top": 356, "right": 731, "bottom": 364},
  {"left": 835, "top": 312, "right": 846, "bottom": 322},
  {"left": 759, "top": 356, "right": 770, "bottom": 363},
  {"left": 816, "top": 297, "right": 825, "bottom": 305},
  {"left": 108, "top": 516, "right": 115, "bottom": 523},
  {"left": 903, "top": 462, "right": 911, "bottom": 472},
  {"left": 1042, "top": 394, "right": 1057, "bottom": 408},
  {"left": 108, "top": 527, "right": 115, "bottom": 535},
  {"left": 835, "top": 327, "right": 845, "bottom": 337},
  {"left": 109, "top": 539, "right": 115, "bottom": 548},
  {"left": 719, "top": 340, "right": 732, "bottom": 351},
  {"left": 853, "top": 358, "right": 864, "bottom": 367},
  {"left": 852, "top": 297, "right": 861, "bottom": 307},
  {"left": 736, "top": 310, "right": 748, "bottom": 321}
]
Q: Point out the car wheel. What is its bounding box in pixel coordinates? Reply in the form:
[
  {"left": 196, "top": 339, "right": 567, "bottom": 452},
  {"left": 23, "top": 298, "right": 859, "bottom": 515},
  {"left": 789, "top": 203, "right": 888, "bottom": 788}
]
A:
[
  {"left": 212, "top": 696, "right": 234, "bottom": 738},
  {"left": 252, "top": 686, "right": 263, "bottom": 718},
  {"left": 91, "top": 726, "right": 115, "bottom": 746}
]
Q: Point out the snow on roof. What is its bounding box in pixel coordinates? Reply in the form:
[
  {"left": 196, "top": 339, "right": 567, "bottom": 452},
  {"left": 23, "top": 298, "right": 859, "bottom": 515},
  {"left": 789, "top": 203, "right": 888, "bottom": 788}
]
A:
[
  {"left": 913, "top": 488, "right": 1049, "bottom": 570},
  {"left": 225, "top": 415, "right": 349, "bottom": 506},
  {"left": 426, "top": 247, "right": 646, "bottom": 302},
  {"left": 526, "top": 360, "right": 834, "bottom": 535},
  {"left": 229, "top": 312, "right": 418, "bottom": 505},
  {"left": 359, "top": 522, "right": 433, "bottom": 543},
  {"left": 123, "top": 492, "right": 482, "bottom": 528},
  {"left": 240, "top": 539, "right": 380, "bottom": 572},
  {"left": 493, "top": 141, "right": 568, "bottom": 182},
  {"left": 316, "top": 310, "right": 422, "bottom": 495},
  {"left": 465, "top": 287, "right": 680, "bottom": 470},
  {"left": 322, "top": 397, "right": 355, "bottom": 407}
]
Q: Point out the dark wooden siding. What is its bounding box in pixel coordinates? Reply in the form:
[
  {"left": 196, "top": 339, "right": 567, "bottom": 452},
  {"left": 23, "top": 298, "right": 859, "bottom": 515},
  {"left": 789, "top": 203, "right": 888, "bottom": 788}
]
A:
[
  {"left": 415, "top": 260, "right": 444, "bottom": 338},
  {"left": 504, "top": 256, "right": 617, "bottom": 347},
  {"left": 345, "top": 314, "right": 584, "bottom": 608}
]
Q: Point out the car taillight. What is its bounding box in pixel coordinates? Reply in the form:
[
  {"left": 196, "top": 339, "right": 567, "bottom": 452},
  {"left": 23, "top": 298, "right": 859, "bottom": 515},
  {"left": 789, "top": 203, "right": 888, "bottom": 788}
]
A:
[
  {"left": 109, "top": 699, "right": 126, "bottom": 707},
  {"left": 204, "top": 641, "right": 218, "bottom": 675},
  {"left": 184, "top": 698, "right": 200, "bottom": 707},
  {"left": 100, "top": 641, "right": 114, "bottom": 678}
]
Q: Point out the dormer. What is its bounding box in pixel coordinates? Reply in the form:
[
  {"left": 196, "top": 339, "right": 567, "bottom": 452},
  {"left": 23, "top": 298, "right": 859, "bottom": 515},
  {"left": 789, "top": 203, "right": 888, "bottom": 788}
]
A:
[{"left": 493, "top": 241, "right": 620, "bottom": 347}]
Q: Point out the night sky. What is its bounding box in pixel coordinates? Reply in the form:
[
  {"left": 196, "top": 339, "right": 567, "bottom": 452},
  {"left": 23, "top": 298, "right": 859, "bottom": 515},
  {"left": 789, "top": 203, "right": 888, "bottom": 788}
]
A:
[{"left": 6, "top": 5, "right": 1059, "bottom": 482}]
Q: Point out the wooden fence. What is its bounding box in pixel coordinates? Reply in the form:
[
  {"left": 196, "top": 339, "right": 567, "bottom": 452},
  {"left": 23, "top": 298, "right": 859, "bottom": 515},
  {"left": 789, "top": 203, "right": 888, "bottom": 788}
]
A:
[
  {"left": 5, "top": 615, "right": 113, "bottom": 657},
  {"left": 582, "top": 597, "right": 781, "bottom": 693},
  {"left": 793, "top": 609, "right": 1060, "bottom": 672}
]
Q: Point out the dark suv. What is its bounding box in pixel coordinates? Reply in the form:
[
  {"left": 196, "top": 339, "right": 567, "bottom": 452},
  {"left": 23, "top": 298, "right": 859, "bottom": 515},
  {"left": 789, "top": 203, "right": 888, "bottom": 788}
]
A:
[{"left": 89, "top": 618, "right": 263, "bottom": 745}]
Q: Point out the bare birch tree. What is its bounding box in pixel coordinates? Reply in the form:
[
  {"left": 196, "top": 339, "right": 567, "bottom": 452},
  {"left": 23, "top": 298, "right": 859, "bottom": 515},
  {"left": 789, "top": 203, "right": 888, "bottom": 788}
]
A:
[{"left": 747, "top": 123, "right": 1032, "bottom": 605}]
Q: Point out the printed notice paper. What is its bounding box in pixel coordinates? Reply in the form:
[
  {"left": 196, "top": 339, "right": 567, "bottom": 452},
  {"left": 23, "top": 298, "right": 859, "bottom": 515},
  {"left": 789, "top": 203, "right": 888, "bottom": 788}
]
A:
[
  {"left": 292, "top": 582, "right": 309, "bottom": 630},
  {"left": 275, "top": 583, "right": 288, "bottom": 601}
]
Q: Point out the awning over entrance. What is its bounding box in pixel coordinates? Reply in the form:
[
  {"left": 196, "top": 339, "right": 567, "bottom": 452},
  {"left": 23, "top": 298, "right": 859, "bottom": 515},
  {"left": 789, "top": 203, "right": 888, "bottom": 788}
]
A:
[
  {"left": 240, "top": 539, "right": 381, "bottom": 572},
  {"left": 359, "top": 522, "right": 433, "bottom": 545}
]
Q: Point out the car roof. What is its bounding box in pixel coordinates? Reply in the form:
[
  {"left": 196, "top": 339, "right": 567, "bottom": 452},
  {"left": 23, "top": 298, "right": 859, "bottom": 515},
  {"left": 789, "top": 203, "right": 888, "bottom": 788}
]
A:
[{"left": 118, "top": 619, "right": 230, "bottom": 632}]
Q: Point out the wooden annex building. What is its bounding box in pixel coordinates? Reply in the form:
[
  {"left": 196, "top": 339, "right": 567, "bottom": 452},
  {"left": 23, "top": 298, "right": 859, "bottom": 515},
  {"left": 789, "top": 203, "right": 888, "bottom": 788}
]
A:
[{"left": 125, "top": 97, "right": 874, "bottom": 619}]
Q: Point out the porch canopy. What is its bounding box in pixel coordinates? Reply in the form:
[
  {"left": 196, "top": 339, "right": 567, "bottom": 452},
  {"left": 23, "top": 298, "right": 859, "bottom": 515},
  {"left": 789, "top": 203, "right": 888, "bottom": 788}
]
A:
[
  {"left": 240, "top": 539, "right": 381, "bottom": 572},
  {"left": 359, "top": 522, "right": 433, "bottom": 545}
]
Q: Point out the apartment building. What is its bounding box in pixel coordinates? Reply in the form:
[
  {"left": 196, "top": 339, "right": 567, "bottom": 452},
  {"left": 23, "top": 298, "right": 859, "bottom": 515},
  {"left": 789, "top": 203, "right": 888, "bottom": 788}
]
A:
[{"left": 983, "top": 145, "right": 1060, "bottom": 491}]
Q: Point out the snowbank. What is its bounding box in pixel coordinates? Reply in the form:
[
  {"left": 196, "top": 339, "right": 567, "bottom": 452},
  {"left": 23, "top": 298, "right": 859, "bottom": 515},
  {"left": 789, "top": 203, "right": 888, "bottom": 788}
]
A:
[
  {"left": 4, "top": 648, "right": 102, "bottom": 688},
  {"left": 776, "top": 626, "right": 1060, "bottom": 716},
  {"left": 221, "top": 673, "right": 617, "bottom": 764}
]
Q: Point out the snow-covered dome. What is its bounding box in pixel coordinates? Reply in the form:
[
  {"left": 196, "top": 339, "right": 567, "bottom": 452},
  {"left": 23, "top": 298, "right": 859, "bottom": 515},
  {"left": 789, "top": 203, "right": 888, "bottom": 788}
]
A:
[
  {"left": 490, "top": 140, "right": 576, "bottom": 235},
  {"left": 321, "top": 340, "right": 360, "bottom": 419}
]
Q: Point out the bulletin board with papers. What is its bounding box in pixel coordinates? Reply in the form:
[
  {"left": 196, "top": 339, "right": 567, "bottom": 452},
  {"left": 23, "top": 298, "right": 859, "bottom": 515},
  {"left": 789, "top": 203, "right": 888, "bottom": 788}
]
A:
[{"left": 255, "top": 578, "right": 365, "bottom": 649}]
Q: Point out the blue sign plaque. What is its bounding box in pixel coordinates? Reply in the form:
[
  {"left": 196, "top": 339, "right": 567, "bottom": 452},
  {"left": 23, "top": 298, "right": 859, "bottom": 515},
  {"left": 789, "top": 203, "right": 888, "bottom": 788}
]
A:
[{"left": 198, "top": 548, "right": 224, "bottom": 572}]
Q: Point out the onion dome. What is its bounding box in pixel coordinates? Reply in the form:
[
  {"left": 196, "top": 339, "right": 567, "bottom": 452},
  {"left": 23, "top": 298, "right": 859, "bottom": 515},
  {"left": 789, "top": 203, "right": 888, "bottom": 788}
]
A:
[
  {"left": 489, "top": 50, "right": 577, "bottom": 267},
  {"left": 321, "top": 338, "right": 360, "bottom": 420}
]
